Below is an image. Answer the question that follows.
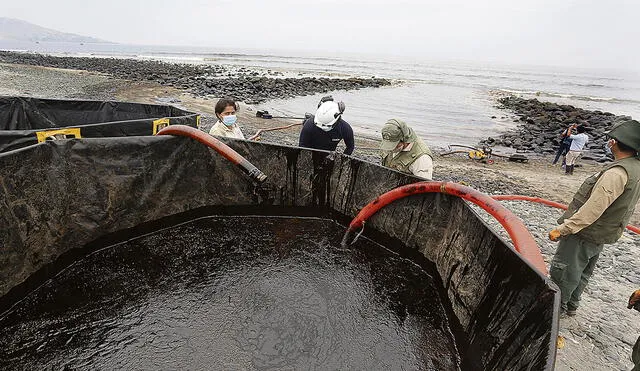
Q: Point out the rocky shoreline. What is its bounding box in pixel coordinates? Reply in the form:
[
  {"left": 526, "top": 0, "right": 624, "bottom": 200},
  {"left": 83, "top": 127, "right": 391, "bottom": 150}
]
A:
[
  {"left": 481, "top": 96, "right": 632, "bottom": 160},
  {"left": 0, "top": 51, "right": 391, "bottom": 104},
  {"left": 1, "top": 59, "right": 639, "bottom": 370}
]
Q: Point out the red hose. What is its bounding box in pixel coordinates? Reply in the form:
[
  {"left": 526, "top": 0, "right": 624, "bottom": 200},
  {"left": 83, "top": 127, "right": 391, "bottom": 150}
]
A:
[
  {"left": 491, "top": 195, "right": 640, "bottom": 235},
  {"left": 347, "top": 182, "right": 548, "bottom": 275},
  {"left": 491, "top": 195, "right": 568, "bottom": 210},
  {"left": 157, "top": 125, "right": 266, "bottom": 183},
  {"left": 248, "top": 122, "right": 302, "bottom": 141}
]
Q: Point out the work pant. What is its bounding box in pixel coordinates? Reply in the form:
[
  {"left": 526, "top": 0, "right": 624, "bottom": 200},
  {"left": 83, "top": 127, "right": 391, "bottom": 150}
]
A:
[
  {"left": 633, "top": 335, "right": 640, "bottom": 371},
  {"left": 565, "top": 150, "right": 582, "bottom": 166},
  {"left": 549, "top": 234, "right": 603, "bottom": 311},
  {"left": 552, "top": 142, "right": 571, "bottom": 165}
]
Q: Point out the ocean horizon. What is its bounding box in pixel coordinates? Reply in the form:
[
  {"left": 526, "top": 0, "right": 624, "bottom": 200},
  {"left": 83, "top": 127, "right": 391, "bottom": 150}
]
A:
[{"left": 1, "top": 40, "right": 638, "bottom": 147}]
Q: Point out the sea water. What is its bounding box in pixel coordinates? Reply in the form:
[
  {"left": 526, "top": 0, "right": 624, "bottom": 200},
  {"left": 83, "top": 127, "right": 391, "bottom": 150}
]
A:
[{"left": 1, "top": 40, "right": 638, "bottom": 146}]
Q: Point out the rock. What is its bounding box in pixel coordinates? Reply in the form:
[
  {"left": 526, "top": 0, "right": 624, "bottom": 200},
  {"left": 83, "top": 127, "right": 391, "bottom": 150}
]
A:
[
  {"left": 479, "top": 96, "right": 633, "bottom": 154},
  {"left": 0, "top": 50, "right": 394, "bottom": 104}
]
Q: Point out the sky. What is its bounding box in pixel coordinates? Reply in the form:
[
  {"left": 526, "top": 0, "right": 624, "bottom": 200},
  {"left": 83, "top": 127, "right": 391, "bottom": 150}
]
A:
[{"left": 2, "top": 0, "right": 640, "bottom": 71}]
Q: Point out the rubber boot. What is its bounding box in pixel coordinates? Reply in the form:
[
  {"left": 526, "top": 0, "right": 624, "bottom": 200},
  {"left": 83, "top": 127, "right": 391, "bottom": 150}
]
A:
[{"left": 565, "top": 165, "right": 574, "bottom": 175}]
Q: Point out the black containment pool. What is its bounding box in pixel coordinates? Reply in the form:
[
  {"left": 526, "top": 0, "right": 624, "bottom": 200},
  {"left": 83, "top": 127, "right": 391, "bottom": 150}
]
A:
[
  {"left": 1, "top": 215, "right": 462, "bottom": 370},
  {"left": 0, "top": 96, "right": 199, "bottom": 153},
  {"left": 0, "top": 128, "right": 560, "bottom": 370}
]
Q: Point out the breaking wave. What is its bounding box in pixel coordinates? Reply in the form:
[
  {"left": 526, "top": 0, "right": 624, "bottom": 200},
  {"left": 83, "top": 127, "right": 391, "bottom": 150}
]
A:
[{"left": 496, "top": 88, "right": 640, "bottom": 104}]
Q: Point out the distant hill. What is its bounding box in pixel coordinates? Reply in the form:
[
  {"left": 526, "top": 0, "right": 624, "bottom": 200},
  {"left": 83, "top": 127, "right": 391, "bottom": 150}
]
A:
[{"left": 0, "top": 17, "right": 110, "bottom": 43}]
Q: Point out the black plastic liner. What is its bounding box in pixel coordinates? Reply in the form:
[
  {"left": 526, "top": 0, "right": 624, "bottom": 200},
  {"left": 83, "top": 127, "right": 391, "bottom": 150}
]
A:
[
  {"left": 0, "top": 136, "right": 560, "bottom": 370},
  {"left": 0, "top": 96, "right": 199, "bottom": 152}
]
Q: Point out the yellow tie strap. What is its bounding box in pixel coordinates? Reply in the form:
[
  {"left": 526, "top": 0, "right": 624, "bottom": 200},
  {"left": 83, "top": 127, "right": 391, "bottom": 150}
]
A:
[{"left": 36, "top": 128, "right": 82, "bottom": 143}]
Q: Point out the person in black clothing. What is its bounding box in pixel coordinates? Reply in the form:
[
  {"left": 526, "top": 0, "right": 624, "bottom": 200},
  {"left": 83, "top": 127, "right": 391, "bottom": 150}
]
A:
[
  {"left": 298, "top": 96, "right": 354, "bottom": 205},
  {"left": 298, "top": 96, "right": 355, "bottom": 158},
  {"left": 552, "top": 125, "right": 573, "bottom": 166}
]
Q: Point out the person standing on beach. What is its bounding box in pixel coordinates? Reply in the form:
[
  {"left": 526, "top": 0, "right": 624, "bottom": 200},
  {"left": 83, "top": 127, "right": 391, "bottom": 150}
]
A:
[
  {"left": 548, "top": 119, "right": 640, "bottom": 318},
  {"left": 552, "top": 125, "right": 573, "bottom": 166},
  {"left": 298, "top": 96, "right": 354, "bottom": 205},
  {"left": 298, "top": 96, "right": 354, "bottom": 159},
  {"left": 564, "top": 124, "right": 589, "bottom": 175},
  {"left": 379, "top": 119, "right": 434, "bottom": 179},
  {"left": 209, "top": 98, "right": 245, "bottom": 139}
]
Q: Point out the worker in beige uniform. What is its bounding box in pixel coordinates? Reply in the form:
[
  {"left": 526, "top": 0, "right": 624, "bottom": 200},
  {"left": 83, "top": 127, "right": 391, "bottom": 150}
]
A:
[
  {"left": 548, "top": 118, "right": 640, "bottom": 317},
  {"left": 209, "top": 97, "right": 245, "bottom": 139},
  {"left": 379, "top": 119, "right": 434, "bottom": 179}
]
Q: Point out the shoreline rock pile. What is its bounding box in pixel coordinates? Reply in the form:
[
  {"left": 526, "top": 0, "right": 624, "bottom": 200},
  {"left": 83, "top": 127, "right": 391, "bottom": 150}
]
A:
[
  {"left": 481, "top": 96, "right": 631, "bottom": 159},
  {"left": 0, "top": 51, "right": 391, "bottom": 104}
]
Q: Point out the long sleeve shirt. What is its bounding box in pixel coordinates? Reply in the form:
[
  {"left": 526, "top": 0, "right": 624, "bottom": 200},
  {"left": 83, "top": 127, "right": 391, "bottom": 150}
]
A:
[
  {"left": 298, "top": 117, "right": 355, "bottom": 155},
  {"left": 409, "top": 153, "right": 434, "bottom": 180},
  {"left": 209, "top": 121, "right": 245, "bottom": 139},
  {"left": 568, "top": 133, "right": 589, "bottom": 151},
  {"left": 557, "top": 166, "right": 628, "bottom": 235}
]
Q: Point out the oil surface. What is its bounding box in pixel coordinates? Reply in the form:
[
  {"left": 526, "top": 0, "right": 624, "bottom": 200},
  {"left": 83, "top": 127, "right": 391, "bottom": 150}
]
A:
[{"left": 0, "top": 216, "right": 461, "bottom": 370}]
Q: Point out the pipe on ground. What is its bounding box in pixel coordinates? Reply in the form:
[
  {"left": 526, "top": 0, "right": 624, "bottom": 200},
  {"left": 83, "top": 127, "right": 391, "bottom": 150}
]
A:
[
  {"left": 157, "top": 125, "right": 267, "bottom": 183},
  {"left": 345, "top": 182, "right": 548, "bottom": 275}
]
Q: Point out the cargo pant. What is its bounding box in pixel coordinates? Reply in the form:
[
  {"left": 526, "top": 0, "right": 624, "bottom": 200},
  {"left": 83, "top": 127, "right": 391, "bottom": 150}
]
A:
[{"left": 549, "top": 234, "right": 604, "bottom": 312}]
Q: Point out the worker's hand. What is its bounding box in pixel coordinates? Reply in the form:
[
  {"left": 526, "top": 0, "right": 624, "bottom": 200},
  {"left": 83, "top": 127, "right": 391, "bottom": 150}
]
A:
[
  {"left": 548, "top": 229, "right": 562, "bottom": 241},
  {"left": 628, "top": 290, "right": 640, "bottom": 311}
]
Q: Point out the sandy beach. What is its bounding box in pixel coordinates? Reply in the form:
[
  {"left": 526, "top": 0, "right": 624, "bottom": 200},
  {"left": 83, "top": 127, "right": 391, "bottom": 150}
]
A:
[{"left": 1, "top": 60, "right": 639, "bottom": 370}]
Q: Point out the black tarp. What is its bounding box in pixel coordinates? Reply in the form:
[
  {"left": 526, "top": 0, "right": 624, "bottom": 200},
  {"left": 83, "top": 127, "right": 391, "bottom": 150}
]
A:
[
  {"left": 0, "top": 96, "right": 199, "bottom": 152},
  {"left": 0, "top": 136, "right": 560, "bottom": 370}
]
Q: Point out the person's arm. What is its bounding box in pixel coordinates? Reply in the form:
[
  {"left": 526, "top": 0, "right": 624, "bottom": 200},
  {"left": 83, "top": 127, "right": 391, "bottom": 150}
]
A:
[
  {"left": 235, "top": 125, "right": 245, "bottom": 140},
  {"left": 342, "top": 121, "right": 355, "bottom": 155},
  {"left": 408, "top": 154, "right": 433, "bottom": 180},
  {"left": 209, "top": 122, "right": 225, "bottom": 137},
  {"left": 556, "top": 167, "right": 628, "bottom": 236},
  {"left": 560, "top": 128, "right": 568, "bottom": 138},
  {"left": 298, "top": 120, "right": 313, "bottom": 148}
]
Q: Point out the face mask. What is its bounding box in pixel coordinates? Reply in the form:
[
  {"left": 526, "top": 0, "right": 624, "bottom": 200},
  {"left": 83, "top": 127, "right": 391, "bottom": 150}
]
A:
[{"left": 222, "top": 115, "right": 237, "bottom": 126}]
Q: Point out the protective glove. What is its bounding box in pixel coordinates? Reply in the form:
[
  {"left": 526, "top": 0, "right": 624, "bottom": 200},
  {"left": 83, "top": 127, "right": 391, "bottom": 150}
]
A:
[
  {"left": 628, "top": 289, "right": 640, "bottom": 311},
  {"left": 548, "top": 229, "right": 562, "bottom": 241}
]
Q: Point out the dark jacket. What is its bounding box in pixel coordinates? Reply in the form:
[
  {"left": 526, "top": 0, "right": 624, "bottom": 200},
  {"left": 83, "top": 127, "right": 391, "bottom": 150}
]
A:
[{"left": 298, "top": 116, "right": 354, "bottom": 155}]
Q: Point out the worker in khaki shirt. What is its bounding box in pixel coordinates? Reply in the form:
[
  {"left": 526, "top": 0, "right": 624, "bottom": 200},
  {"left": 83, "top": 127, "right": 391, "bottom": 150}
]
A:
[
  {"left": 548, "top": 118, "right": 640, "bottom": 318},
  {"left": 379, "top": 119, "right": 434, "bottom": 180},
  {"left": 208, "top": 98, "right": 245, "bottom": 140}
]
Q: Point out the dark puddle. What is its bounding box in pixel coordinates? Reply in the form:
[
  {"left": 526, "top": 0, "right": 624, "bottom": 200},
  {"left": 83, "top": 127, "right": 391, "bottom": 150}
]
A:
[{"left": 0, "top": 216, "right": 461, "bottom": 370}]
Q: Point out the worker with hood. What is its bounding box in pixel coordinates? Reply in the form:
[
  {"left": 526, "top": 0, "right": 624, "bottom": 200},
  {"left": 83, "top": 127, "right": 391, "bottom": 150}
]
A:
[
  {"left": 549, "top": 118, "right": 640, "bottom": 318},
  {"left": 379, "top": 119, "right": 434, "bottom": 180}
]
